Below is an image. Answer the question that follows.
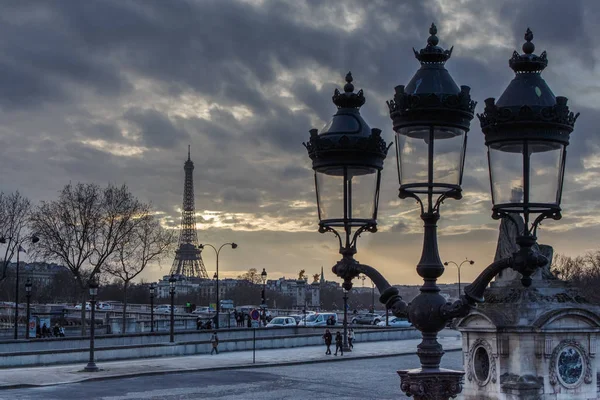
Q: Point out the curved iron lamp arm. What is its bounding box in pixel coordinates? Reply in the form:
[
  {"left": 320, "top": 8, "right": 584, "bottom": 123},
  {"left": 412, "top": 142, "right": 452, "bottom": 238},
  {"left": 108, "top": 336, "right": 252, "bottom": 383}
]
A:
[
  {"left": 439, "top": 235, "right": 549, "bottom": 320},
  {"left": 331, "top": 255, "right": 408, "bottom": 316}
]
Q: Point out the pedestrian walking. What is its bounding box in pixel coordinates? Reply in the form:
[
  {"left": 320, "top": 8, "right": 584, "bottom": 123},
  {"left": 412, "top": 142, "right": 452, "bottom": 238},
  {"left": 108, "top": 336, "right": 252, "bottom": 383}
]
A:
[
  {"left": 53, "top": 323, "right": 60, "bottom": 337},
  {"left": 334, "top": 331, "right": 343, "bottom": 356},
  {"left": 196, "top": 316, "right": 202, "bottom": 330},
  {"left": 348, "top": 328, "right": 354, "bottom": 349},
  {"left": 322, "top": 329, "right": 332, "bottom": 355},
  {"left": 59, "top": 326, "right": 65, "bottom": 337},
  {"left": 210, "top": 331, "right": 219, "bottom": 355},
  {"left": 41, "top": 323, "right": 49, "bottom": 338}
]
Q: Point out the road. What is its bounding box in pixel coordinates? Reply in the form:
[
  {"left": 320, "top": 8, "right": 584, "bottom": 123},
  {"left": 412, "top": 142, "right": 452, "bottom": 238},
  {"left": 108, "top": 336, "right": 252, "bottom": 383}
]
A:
[{"left": 2, "top": 351, "right": 463, "bottom": 399}]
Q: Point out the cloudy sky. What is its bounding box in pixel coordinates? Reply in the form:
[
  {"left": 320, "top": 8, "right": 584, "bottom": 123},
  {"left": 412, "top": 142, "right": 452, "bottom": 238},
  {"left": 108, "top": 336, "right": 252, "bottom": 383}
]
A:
[{"left": 1, "top": 0, "right": 598, "bottom": 286}]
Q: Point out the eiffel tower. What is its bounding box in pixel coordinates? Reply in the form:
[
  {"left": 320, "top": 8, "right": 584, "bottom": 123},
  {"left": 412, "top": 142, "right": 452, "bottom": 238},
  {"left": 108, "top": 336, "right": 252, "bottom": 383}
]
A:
[{"left": 170, "top": 146, "right": 208, "bottom": 278}]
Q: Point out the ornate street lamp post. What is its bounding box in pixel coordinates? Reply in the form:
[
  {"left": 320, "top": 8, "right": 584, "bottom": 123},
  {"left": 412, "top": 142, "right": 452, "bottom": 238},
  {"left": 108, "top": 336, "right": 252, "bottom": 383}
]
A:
[
  {"left": 303, "top": 71, "right": 391, "bottom": 298},
  {"left": 0, "top": 235, "right": 39, "bottom": 340},
  {"left": 84, "top": 277, "right": 99, "bottom": 372},
  {"left": 169, "top": 274, "right": 176, "bottom": 343},
  {"left": 25, "top": 278, "right": 32, "bottom": 339},
  {"left": 149, "top": 283, "right": 155, "bottom": 333},
  {"left": 387, "top": 24, "right": 477, "bottom": 396},
  {"left": 201, "top": 242, "right": 238, "bottom": 329},
  {"left": 342, "top": 287, "right": 351, "bottom": 352},
  {"left": 260, "top": 268, "right": 267, "bottom": 326},
  {"left": 443, "top": 259, "right": 474, "bottom": 299}
]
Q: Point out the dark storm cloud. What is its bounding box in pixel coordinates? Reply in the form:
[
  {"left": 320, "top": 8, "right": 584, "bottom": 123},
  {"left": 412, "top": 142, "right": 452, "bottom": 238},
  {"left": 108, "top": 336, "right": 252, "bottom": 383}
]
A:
[
  {"left": 0, "top": 0, "right": 598, "bottom": 282},
  {"left": 124, "top": 107, "right": 188, "bottom": 148}
]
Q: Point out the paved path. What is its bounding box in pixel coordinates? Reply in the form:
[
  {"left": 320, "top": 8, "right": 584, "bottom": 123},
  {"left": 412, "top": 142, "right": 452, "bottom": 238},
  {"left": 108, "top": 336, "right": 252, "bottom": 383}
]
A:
[{"left": 0, "top": 331, "right": 462, "bottom": 390}]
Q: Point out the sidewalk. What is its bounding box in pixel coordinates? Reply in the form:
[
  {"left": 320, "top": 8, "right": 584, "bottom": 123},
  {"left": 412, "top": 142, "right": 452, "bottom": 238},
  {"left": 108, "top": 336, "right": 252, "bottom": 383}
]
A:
[{"left": 0, "top": 332, "right": 462, "bottom": 390}]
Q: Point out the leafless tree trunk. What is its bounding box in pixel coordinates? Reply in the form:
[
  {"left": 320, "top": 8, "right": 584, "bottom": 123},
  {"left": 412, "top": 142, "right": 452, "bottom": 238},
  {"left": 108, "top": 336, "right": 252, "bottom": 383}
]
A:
[
  {"left": 0, "top": 192, "right": 31, "bottom": 283},
  {"left": 105, "top": 212, "right": 176, "bottom": 333}
]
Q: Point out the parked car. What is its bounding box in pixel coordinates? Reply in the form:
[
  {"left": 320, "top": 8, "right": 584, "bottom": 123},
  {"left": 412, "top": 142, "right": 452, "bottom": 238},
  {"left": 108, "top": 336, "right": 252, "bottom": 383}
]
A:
[
  {"left": 154, "top": 305, "right": 177, "bottom": 314},
  {"left": 74, "top": 302, "right": 91, "bottom": 310},
  {"left": 192, "top": 306, "right": 215, "bottom": 314},
  {"left": 304, "top": 313, "right": 338, "bottom": 327},
  {"left": 351, "top": 313, "right": 383, "bottom": 325},
  {"left": 377, "top": 317, "right": 412, "bottom": 328},
  {"left": 96, "top": 302, "right": 113, "bottom": 310},
  {"left": 289, "top": 311, "right": 316, "bottom": 325},
  {"left": 266, "top": 316, "right": 297, "bottom": 327}
]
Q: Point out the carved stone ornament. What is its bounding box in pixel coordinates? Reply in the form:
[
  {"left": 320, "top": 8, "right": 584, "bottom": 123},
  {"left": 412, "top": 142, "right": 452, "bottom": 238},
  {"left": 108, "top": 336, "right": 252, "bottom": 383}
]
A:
[
  {"left": 549, "top": 339, "right": 592, "bottom": 388},
  {"left": 398, "top": 369, "right": 464, "bottom": 400},
  {"left": 466, "top": 338, "right": 497, "bottom": 386}
]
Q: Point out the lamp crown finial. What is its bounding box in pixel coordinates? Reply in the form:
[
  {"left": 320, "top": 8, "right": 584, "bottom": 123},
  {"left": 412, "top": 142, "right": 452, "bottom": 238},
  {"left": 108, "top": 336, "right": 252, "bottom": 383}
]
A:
[
  {"left": 413, "top": 22, "right": 452, "bottom": 64},
  {"left": 332, "top": 72, "right": 365, "bottom": 109},
  {"left": 509, "top": 27, "right": 547, "bottom": 73},
  {"left": 427, "top": 23, "right": 439, "bottom": 46}
]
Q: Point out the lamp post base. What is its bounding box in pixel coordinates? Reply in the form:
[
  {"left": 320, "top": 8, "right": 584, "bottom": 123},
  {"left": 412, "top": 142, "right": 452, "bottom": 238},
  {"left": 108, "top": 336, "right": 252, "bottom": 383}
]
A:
[
  {"left": 84, "top": 362, "right": 99, "bottom": 372},
  {"left": 398, "top": 368, "right": 463, "bottom": 400}
]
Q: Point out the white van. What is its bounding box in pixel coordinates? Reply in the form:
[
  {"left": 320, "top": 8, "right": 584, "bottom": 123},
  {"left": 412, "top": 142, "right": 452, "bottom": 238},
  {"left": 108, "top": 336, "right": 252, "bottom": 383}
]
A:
[{"left": 304, "top": 313, "right": 338, "bottom": 327}]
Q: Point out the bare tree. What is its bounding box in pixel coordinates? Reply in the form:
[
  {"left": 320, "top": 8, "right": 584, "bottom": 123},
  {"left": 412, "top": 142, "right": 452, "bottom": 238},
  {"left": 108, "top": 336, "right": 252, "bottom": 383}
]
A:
[
  {"left": 0, "top": 191, "right": 32, "bottom": 283},
  {"left": 552, "top": 252, "right": 600, "bottom": 304},
  {"left": 237, "top": 268, "right": 263, "bottom": 284},
  {"left": 551, "top": 253, "right": 585, "bottom": 282},
  {"left": 105, "top": 213, "right": 176, "bottom": 331},
  {"left": 30, "top": 183, "right": 148, "bottom": 334}
]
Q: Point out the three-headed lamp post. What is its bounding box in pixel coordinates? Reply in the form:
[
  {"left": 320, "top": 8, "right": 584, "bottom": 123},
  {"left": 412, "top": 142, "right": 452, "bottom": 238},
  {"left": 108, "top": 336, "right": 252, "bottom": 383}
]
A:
[
  {"left": 149, "top": 283, "right": 155, "bottom": 333},
  {"left": 169, "top": 274, "right": 176, "bottom": 343},
  {"left": 305, "top": 25, "right": 577, "bottom": 400},
  {"left": 84, "top": 277, "right": 99, "bottom": 372},
  {"left": 25, "top": 278, "right": 32, "bottom": 339}
]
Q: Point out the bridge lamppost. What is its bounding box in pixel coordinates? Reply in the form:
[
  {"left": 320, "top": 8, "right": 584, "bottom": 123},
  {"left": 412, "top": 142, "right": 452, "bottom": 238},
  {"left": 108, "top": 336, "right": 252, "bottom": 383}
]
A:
[
  {"left": 169, "top": 274, "right": 176, "bottom": 343},
  {"left": 25, "top": 278, "right": 32, "bottom": 339},
  {"left": 444, "top": 259, "right": 474, "bottom": 299},
  {"left": 0, "top": 234, "right": 39, "bottom": 340},
  {"left": 149, "top": 283, "right": 155, "bottom": 333},
  {"left": 201, "top": 242, "right": 238, "bottom": 329},
  {"left": 260, "top": 268, "right": 267, "bottom": 326},
  {"left": 84, "top": 277, "right": 99, "bottom": 372}
]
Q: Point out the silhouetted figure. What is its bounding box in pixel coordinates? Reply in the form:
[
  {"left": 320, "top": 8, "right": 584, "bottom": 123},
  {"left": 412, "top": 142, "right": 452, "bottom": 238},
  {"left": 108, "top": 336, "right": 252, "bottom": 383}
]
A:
[
  {"left": 334, "top": 331, "right": 343, "bottom": 356},
  {"left": 41, "top": 323, "right": 49, "bottom": 338},
  {"left": 210, "top": 331, "right": 219, "bottom": 355},
  {"left": 348, "top": 328, "right": 354, "bottom": 349},
  {"left": 322, "top": 329, "right": 332, "bottom": 355}
]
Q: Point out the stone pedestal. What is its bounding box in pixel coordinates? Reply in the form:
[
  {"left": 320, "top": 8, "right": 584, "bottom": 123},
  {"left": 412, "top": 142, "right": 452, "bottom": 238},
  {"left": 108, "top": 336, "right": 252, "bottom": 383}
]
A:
[
  {"left": 399, "top": 368, "right": 464, "bottom": 400},
  {"left": 457, "top": 280, "right": 600, "bottom": 400}
]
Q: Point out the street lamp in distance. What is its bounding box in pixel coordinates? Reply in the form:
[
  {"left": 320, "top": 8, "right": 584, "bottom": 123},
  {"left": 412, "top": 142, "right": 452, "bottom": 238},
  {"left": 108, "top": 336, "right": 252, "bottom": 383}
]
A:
[
  {"left": 84, "top": 277, "right": 99, "bottom": 372},
  {"left": 25, "top": 278, "right": 32, "bottom": 339},
  {"left": 443, "top": 259, "right": 474, "bottom": 299},
  {"left": 201, "top": 242, "right": 238, "bottom": 329},
  {"left": 169, "top": 274, "right": 176, "bottom": 343},
  {"left": 260, "top": 268, "right": 267, "bottom": 327},
  {"left": 149, "top": 283, "right": 156, "bottom": 333},
  {"left": 0, "top": 234, "right": 39, "bottom": 340}
]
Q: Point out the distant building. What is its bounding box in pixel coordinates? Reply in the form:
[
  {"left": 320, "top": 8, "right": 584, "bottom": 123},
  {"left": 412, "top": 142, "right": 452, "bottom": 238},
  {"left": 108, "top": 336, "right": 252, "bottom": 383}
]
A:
[{"left": 4, "top": 262, "right": 69, "bottom": 286}]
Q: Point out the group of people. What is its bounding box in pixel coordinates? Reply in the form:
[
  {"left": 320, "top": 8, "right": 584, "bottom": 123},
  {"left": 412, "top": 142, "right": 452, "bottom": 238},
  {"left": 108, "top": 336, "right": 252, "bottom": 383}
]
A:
[
  {"left": 196, "top": 317, "right": 213, "bottom": 330},
  {"left": 234, "top": 310, "right": 272, "bottom": 327},
  {"left": 322, "top": 328, "right": 354, "bottom": 356},
  {"left": 36, "top": 323, "right": 65, "bottom": 338}
]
